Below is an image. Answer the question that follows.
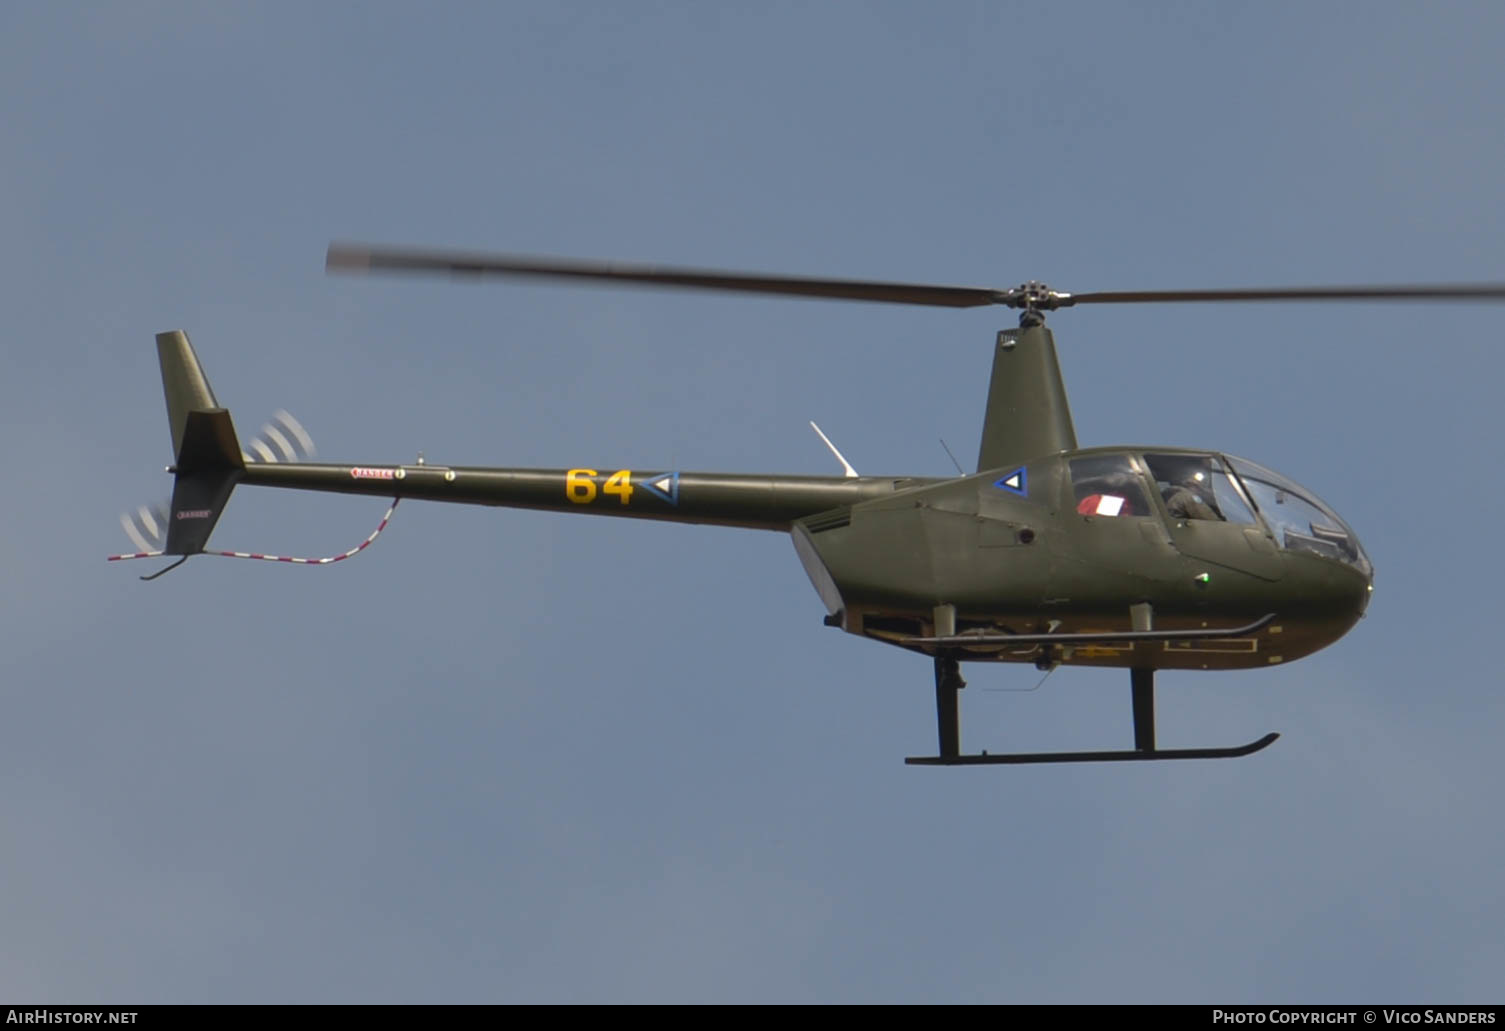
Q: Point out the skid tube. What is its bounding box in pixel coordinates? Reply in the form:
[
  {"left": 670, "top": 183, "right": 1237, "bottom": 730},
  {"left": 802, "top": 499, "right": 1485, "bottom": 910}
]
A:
[{"left": 905, "top": 733, "right": 1279, "bottom": 766}]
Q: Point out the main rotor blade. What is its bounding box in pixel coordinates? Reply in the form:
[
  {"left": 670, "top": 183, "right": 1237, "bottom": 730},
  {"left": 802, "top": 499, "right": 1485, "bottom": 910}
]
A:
[
  {"left": 327, "top": 243, "right": 1005, "bottom": 308},
  {"left": 329, "top": 242, "right": 1505, "bottom": 312},
  {"left": 1069, "top": 284, "right": 1505, "bottom": 305}
]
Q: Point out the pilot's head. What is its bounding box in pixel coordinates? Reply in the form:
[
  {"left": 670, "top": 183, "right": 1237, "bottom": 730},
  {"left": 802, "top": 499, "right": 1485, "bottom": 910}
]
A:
[{"left": 1164, "top": 457, "right": 1212, "bottom": 490}]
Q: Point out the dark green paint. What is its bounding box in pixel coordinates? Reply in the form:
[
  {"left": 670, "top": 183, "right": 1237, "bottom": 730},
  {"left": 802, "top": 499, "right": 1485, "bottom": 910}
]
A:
[
  {"left": 239, "top": 463, "right": 930, "bottom": 531},
  {"left": 225, "top": 446, "right": 1367, "bottom": 674},
  {"left": 130, "top": 248, "right": 1466, "bottom": 763},
  {"left": 975, "top": 324, "right": 1076, "bottom": 471}
]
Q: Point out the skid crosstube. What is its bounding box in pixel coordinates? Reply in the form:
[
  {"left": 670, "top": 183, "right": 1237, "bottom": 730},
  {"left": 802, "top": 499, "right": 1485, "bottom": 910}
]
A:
[
  {"left": 905, "top": 732, "right": 1279, "bottom": 766},
  {"left": 898, "top": 612, "right": 1277, "bottom": 650}
]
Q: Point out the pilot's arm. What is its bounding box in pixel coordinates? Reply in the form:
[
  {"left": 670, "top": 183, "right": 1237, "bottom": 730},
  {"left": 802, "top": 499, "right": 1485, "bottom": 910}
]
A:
[{"left": 1163, "top": 486, "right": 1220, "bottom": 521}]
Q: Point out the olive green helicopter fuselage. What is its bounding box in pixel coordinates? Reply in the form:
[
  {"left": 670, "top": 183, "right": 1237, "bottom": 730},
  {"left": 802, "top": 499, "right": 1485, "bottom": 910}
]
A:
[
  {"left": 122, "top": 247, "right": 1463, "bottom": 765},
  {"left": 130, "top": 312, "right": 1373, "bottom": 766}
]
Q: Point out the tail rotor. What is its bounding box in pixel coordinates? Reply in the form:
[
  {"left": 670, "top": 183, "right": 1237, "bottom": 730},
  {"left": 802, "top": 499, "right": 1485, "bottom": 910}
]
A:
[
  {"left": 112, "top": 331, "right": 400, "bottom": 580},
  {"left": 118, "top": 503, "right": 170, "bottom": 556},
  {"left": 241, "top": 410, "right": 316, "bottom": 465},
  {"left": 110, "top": 409, "right": 318, "bottom": 570}
]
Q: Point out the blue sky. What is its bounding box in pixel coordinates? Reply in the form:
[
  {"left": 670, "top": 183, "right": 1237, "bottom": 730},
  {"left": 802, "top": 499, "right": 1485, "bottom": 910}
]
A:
[{"left": 5, "top": 2, "right": 1505, "bottom": 1003}]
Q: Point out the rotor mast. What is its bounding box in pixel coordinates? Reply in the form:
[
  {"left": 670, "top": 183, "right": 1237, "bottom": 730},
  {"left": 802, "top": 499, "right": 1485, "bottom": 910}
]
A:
[
  {"left": 975, "top": 318, "right": 1076, "bottom": 472},
  {"left": 974, "top": 283, "right": 1079, "bottom": 471}
]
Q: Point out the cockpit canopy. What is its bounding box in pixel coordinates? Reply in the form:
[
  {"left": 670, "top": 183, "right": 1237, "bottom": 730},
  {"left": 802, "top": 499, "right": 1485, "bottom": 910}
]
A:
[
  {"left": 1068, "top": 450, "right": 1371, "bottom": 577},
  {"left": 1223, "top": 456, "right": 1370, "bottom": 575}
]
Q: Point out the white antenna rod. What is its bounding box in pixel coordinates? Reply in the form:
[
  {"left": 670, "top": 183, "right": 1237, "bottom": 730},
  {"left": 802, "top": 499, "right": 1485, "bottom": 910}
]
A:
[{"left": 809, "top": 421, "right": 859, "bottom": 478}]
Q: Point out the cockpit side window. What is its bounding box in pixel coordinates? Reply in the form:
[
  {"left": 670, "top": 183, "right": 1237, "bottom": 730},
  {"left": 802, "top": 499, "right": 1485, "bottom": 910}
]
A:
[
  {"left": 1069, "top": 455, "right": 1152, "bottom": 518},
  {"left": 1143, "top": 454, "right": 1256, "bottom": 524}
]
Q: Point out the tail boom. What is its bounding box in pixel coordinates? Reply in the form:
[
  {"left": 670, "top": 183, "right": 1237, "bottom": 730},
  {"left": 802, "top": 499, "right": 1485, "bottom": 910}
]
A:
[{"left": 239, "top": 463, "right": 925, "bottom": 530}]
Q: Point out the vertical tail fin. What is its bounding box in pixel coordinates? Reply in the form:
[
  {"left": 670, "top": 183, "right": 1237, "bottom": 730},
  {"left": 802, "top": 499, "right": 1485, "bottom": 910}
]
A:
[
  {"left": 156, "top": 331, "right": 222, "bottom": 462},
  {"left": 115, "top": 332, "right": 363, "bottom": 577},
  {"left": 112, "top": 408, "right": 321, "bottom": 569},
  {"left": 154, "top": 332, "right": 244, "bottom": 555}
]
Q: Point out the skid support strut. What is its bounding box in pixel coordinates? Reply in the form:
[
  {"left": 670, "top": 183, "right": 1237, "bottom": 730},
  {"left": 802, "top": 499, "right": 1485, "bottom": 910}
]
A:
[
  {"left": 905, "top": 605, "right": 1279, "bottom": 767},
  {"left": 934, "top": 655, "right": 965, "bottom": 759}
]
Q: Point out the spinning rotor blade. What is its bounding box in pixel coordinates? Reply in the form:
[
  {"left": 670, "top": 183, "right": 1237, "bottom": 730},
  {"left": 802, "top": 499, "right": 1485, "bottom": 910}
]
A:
[
  {"left": 327, "top": 243, "right": 1003, "bottom": 308},
  {"left": 328, "top": 242, "right": 1505, "bottom": 312},
  {"left": 1069, "top": 284, "right": 1505, "bottom": 306}
]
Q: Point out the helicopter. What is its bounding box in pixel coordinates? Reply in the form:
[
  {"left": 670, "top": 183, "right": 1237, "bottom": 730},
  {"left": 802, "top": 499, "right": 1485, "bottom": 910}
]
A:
[{"left": 111, "top": 244, "right": 1505, "bottom": 766}]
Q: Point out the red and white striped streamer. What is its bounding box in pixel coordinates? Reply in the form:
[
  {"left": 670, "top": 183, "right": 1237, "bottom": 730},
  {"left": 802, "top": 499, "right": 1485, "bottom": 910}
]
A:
[{"left": 109, "top": 499, "right": 400, "bottom": 566}]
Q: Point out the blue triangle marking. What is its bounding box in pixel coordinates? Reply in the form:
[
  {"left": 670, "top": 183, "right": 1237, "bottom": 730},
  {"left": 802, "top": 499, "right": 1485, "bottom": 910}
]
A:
[
  {"left": 638, "top": 471, "right": 680, "bottom": 505},
  {"left": 993, "top": 467, "right": 1027, "bottom": 496}
]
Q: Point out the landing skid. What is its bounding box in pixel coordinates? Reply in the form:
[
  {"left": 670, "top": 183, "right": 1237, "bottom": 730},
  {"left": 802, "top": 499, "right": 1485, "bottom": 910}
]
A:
[
  {"left": 906, "top": 733, "right": 1279, "bottom": 766},
  {"left": 906, "top": 608, "right": 1280, "bottom": 767}
]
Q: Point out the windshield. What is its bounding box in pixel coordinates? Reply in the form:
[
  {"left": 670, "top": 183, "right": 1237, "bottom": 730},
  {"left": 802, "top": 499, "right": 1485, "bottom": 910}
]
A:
[{"left": 1227, "top": 456, "right": 1371, "bottom": 576}]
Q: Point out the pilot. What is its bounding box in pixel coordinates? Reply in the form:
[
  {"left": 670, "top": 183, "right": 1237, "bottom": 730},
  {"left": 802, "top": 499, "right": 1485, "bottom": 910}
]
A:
[{"left": 1159, "top": 460, "right": 1222, "bottom": 521}]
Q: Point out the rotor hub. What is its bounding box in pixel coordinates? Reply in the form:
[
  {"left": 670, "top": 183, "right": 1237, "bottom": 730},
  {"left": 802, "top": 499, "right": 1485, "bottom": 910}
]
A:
[
  {"left": 998, "top": 281, "right": 1075, "bottom": 325},
  {"left": 1001, "top": 281, "right": 1074, "bottom": 310}
]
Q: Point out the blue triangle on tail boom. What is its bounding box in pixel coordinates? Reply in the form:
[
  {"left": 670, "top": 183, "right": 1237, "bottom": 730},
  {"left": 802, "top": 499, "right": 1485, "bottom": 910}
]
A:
[{"left": 638, "top": 472, "right": 680, "bottom": 505}]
